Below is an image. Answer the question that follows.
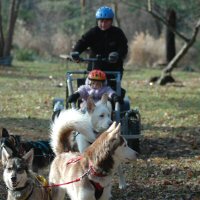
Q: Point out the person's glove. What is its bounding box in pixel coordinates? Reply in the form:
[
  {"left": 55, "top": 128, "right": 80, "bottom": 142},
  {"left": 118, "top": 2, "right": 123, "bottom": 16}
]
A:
[
  {"left": 70, "top": 51, "right": 80, "bottom": 62},
  {"left": 111, "top": 93, "right": 120, "bottom": 103},
  {"left": 108, "top": 52, "right": 119, "bottom": 63},
  {"left": 67, "top": 92, "right": 80, "bottom": 103}
]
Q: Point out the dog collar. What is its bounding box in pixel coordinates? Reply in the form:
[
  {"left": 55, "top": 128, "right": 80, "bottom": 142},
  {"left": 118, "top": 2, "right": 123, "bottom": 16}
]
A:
[
  {"left": 22, "top": 186, "right": 34, "bottom": 200},
  {"left": 89, "top": 162, "right": 105, "bottom": 199},
  {"left": 89, "top": 163, "right": 107, "bottom": 177},
  {"left": 7, "top": 181, "right": 34, "bottom": 200}
]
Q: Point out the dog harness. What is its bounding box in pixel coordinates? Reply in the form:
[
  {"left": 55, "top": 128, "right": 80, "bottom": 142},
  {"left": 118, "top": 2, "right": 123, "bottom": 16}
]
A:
[
  {"left": 45, "top": 156, "right": 105, "bottom": 200},
  {"left": 66, "top": 156, "right": 104, "bottom": 200},
  {"left": 36, "top": 175, "right": 52, "bottom": 200},
  {"left": 90, "top": 180, "right": 104, "bottom": 200}
]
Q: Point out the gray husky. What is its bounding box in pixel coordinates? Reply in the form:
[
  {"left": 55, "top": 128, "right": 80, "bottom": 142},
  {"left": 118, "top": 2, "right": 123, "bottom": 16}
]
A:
[{"left": 2, "top": 148, "right": 51, "bottom": 200}]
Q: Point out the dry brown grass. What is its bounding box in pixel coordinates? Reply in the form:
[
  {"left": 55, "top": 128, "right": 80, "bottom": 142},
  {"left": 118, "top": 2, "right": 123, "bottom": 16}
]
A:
[
  {"left": 14, "top": 22, "right": 72, "bottom": 56},
  {"left": 127, "top": 31, "right": 198, "bottom": 70},
  {"left": 127, "top": 32, "right": 165, "bottom": 68}
]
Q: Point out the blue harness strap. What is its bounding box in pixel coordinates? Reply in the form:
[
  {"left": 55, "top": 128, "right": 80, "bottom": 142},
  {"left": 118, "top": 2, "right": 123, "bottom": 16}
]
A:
[{"left": 29, "top": 141, "right": 52, "bottom": 154}]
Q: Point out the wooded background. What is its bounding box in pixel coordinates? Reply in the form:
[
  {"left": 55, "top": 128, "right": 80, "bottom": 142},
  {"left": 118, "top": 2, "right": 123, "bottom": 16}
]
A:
[{"left": 1, "top": 0, "right": 200, "bottom": 70}]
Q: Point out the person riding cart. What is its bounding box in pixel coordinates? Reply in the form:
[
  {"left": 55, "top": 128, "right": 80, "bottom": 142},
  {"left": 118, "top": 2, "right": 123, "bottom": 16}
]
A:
[
  {"left": 67, "top": 69, "right": 121, "bottom": 111},
  {"left": 70, "top": 6, "right": 128, "bottom": 80}
]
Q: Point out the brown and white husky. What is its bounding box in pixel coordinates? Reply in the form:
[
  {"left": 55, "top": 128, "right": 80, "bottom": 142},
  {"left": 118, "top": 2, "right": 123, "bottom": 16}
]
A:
[{"left": 49, "top": 122, "right": 137, "bottom": 200}]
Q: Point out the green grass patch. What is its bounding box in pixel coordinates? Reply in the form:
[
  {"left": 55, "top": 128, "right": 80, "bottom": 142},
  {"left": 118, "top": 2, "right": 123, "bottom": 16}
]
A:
[{"left": 0, "top": 60, "right": 200, "bottom": 199}]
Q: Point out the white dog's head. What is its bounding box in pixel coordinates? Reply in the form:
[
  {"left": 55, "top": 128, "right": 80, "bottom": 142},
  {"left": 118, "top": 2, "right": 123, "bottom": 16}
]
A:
[{"left": 86, "top": 94, "right": 112, "bottom": 134}]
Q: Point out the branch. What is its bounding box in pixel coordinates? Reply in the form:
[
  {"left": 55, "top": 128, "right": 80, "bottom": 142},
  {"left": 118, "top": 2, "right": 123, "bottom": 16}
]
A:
[
  {"left": 147, "top": 0, "right": 190, "bottom": 42},
  {"left": 162, "top": 17, "right": 200, "bottom": 75},
  {"left": 196, "top": 18, "right": 200, "bottom": 27}
]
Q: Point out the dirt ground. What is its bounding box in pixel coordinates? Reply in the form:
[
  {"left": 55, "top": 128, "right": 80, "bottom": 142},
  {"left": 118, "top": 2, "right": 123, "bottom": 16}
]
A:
[
  {"left": 1, "top": 125, "right": 200, "bottom": 200},
  {"left": 1, "top": 64, "right": 200, "bottom": 199}
]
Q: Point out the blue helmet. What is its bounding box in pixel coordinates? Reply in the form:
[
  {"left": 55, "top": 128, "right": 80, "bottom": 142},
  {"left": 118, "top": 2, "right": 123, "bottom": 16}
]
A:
[{"left": 95, "top": 6, "right": 114, "bottom": 19}]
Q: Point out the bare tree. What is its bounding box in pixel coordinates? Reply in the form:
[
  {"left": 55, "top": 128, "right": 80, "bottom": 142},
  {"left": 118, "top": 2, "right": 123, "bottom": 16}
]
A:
[
  {"left": 0, "top": 0, "right": 22, "bottom": 66},
  {"left": 147, "top": 0, "right": 200, "bottom": 85},
  {"left": 111, "top": 0, "right": 121, "bottom": 28},
  {"left": 166, "top": 8, "right": 176, "bottom": 64},
  {"left": 0, "top": 0, "right": 4, "bottom": 57},
  {"left": 80, "top": 0, "right": 86, "bottom": 34}
]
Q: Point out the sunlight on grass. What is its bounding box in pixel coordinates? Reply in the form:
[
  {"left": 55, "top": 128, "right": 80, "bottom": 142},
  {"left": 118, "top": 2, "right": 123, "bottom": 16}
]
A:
[{"left": 1, "top": 60, "right": 200, "bottom": 199}]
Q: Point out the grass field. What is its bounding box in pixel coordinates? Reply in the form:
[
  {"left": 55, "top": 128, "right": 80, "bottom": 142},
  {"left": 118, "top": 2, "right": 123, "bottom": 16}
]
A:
[{"left": 0, "top": 60, "right": 200, "bottom": 199}]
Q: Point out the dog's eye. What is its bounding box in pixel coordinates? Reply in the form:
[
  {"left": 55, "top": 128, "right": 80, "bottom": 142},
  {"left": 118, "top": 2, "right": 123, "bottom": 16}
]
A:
[
  {"left": 17, "top": 168, "right": 24, "bottom": 173},
  {"left": 7, "top": 167, "right": 12, "bottom": 171},
  {"left": 99, "top": 114, "right": 104, "bottom": 118}
]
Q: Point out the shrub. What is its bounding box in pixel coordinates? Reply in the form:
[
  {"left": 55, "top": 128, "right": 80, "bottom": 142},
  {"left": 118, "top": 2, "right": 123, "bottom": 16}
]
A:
[
  {"left": 15, "top": 48, "right": 37, "bottom": 61},
  {"left": 127, "top": 32, "right": 165, "bottom": 68},
  {"left": 127, "top": 31, "right": 199, "bottom": 70},
  {"left": 14, "top": 21, "right": 72, "bottom": 58}
]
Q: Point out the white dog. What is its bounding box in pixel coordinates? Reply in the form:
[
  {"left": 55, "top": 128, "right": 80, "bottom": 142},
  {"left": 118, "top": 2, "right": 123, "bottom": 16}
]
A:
[
  {"left": 50, "top": 94, "right": 111, "bottom": 152},
  {"left": 76, "top": 94, "right": 112, "bottom": 152},
  {"left": 49, "top": 122, "right": 137, "bottom": 200}
]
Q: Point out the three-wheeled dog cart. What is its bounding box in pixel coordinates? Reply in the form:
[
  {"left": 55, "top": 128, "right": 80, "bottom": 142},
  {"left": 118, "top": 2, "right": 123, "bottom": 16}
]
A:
[{"left": 54, "top": 55, "right": 141, "bottom": 152}]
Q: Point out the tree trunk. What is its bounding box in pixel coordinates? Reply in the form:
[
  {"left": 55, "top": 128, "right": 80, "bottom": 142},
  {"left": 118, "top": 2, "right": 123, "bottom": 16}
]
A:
[
  {"left": 3, "top": 0, "right": 21, "bottom": 57},
  {"left": 147, "top": 0, "right": 200, "bottom": 85},
  {"left": 80, "top": 0, "right": 86, "bottom": 34},
  {"left": 0, "top": 0, "right": 4, "bottom": 57},
  {"left": 156, "top": 20, "right": 200, "bottom": 85},
  {"left": 166, "top": 9, "right": 176, "bottom": 63},
  {"left": 112, "top": 1, "right": 121, "bottom": 28}
]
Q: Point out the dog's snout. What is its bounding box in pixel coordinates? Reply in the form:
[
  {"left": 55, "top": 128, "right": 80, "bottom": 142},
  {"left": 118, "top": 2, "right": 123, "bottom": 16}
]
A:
[{"left": 11, "top": 176, "right": 17, "bottom": 182}]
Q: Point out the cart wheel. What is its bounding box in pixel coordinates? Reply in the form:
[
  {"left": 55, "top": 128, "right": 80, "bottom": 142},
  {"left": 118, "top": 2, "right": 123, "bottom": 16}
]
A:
[
  {"left": 128, "top": 139, "right": 140, "bottom": 153},
  {"left": 128, "top": 109, "right": 141, "bottom": 153}
]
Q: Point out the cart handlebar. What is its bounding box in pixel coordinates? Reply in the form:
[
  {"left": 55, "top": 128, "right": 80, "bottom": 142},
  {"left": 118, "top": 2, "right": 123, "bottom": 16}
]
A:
[
  {"left": 78, "top": 55, "right": 108, "bottom": 63},
  {"left": 60, "top": 54, "right": 108, "bottom": 63}
]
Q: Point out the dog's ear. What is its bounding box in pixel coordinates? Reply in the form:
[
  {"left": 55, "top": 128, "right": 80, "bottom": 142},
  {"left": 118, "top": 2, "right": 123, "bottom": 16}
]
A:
[
  {"left": 23, "top": 148, "right": 34, "bottom": 169},
  {"left": 106, "top": 101, "right": 112, "bottom": 113},
  {"left": 87, "top": 96, "right": 96, "bottom": 113},
  {"left": 12, "top": 135, "right": 21, "bottom": 146},
  {"left": 1, "top": 147, "right": 12, "bottom": 166},
  {"left": 106, "top": 122, "right": 116, "bottom": 133},
  {"left": 108, "top": 123, "right": 121, "bottom": 139},
  {"left": 1, "top": 128, "right": 9, "bottom": 138},
  {"left": 101, "top": 93, "right": 108, "bottom": 104},
  {"left": 115, "top": 123, "right": 121, "bottom": 135}
]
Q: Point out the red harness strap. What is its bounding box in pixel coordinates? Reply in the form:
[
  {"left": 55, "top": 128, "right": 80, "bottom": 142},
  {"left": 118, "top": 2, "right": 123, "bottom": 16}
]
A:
[
  {"left": 89, "top": 164, "right": 106, "bottom": 177},
  {"left": 44, "top": 155, "right": 105, "bottom": 200},
  {"left": 66, "top": 156, "right": 82, "bottom": 165},
  {"left": 90, "top": 180, "right": 104, "bottom": 200},
  {"left": 44, "top": 169, "right": 89, "bottom": 188},
  {"left": 89, "top": 162, "right": 105, "bottom": 199}
]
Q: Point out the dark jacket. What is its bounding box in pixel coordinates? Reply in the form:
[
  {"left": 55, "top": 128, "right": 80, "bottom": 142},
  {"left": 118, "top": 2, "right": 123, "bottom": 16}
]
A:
[{"left": 73, "top": 26, "right": 128, "bottom": 77}]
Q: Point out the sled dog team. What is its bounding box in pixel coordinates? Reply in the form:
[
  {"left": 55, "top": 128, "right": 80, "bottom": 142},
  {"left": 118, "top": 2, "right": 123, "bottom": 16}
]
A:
[{"left": 1, "top": 95, "right": 137, "bottom": 200}]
